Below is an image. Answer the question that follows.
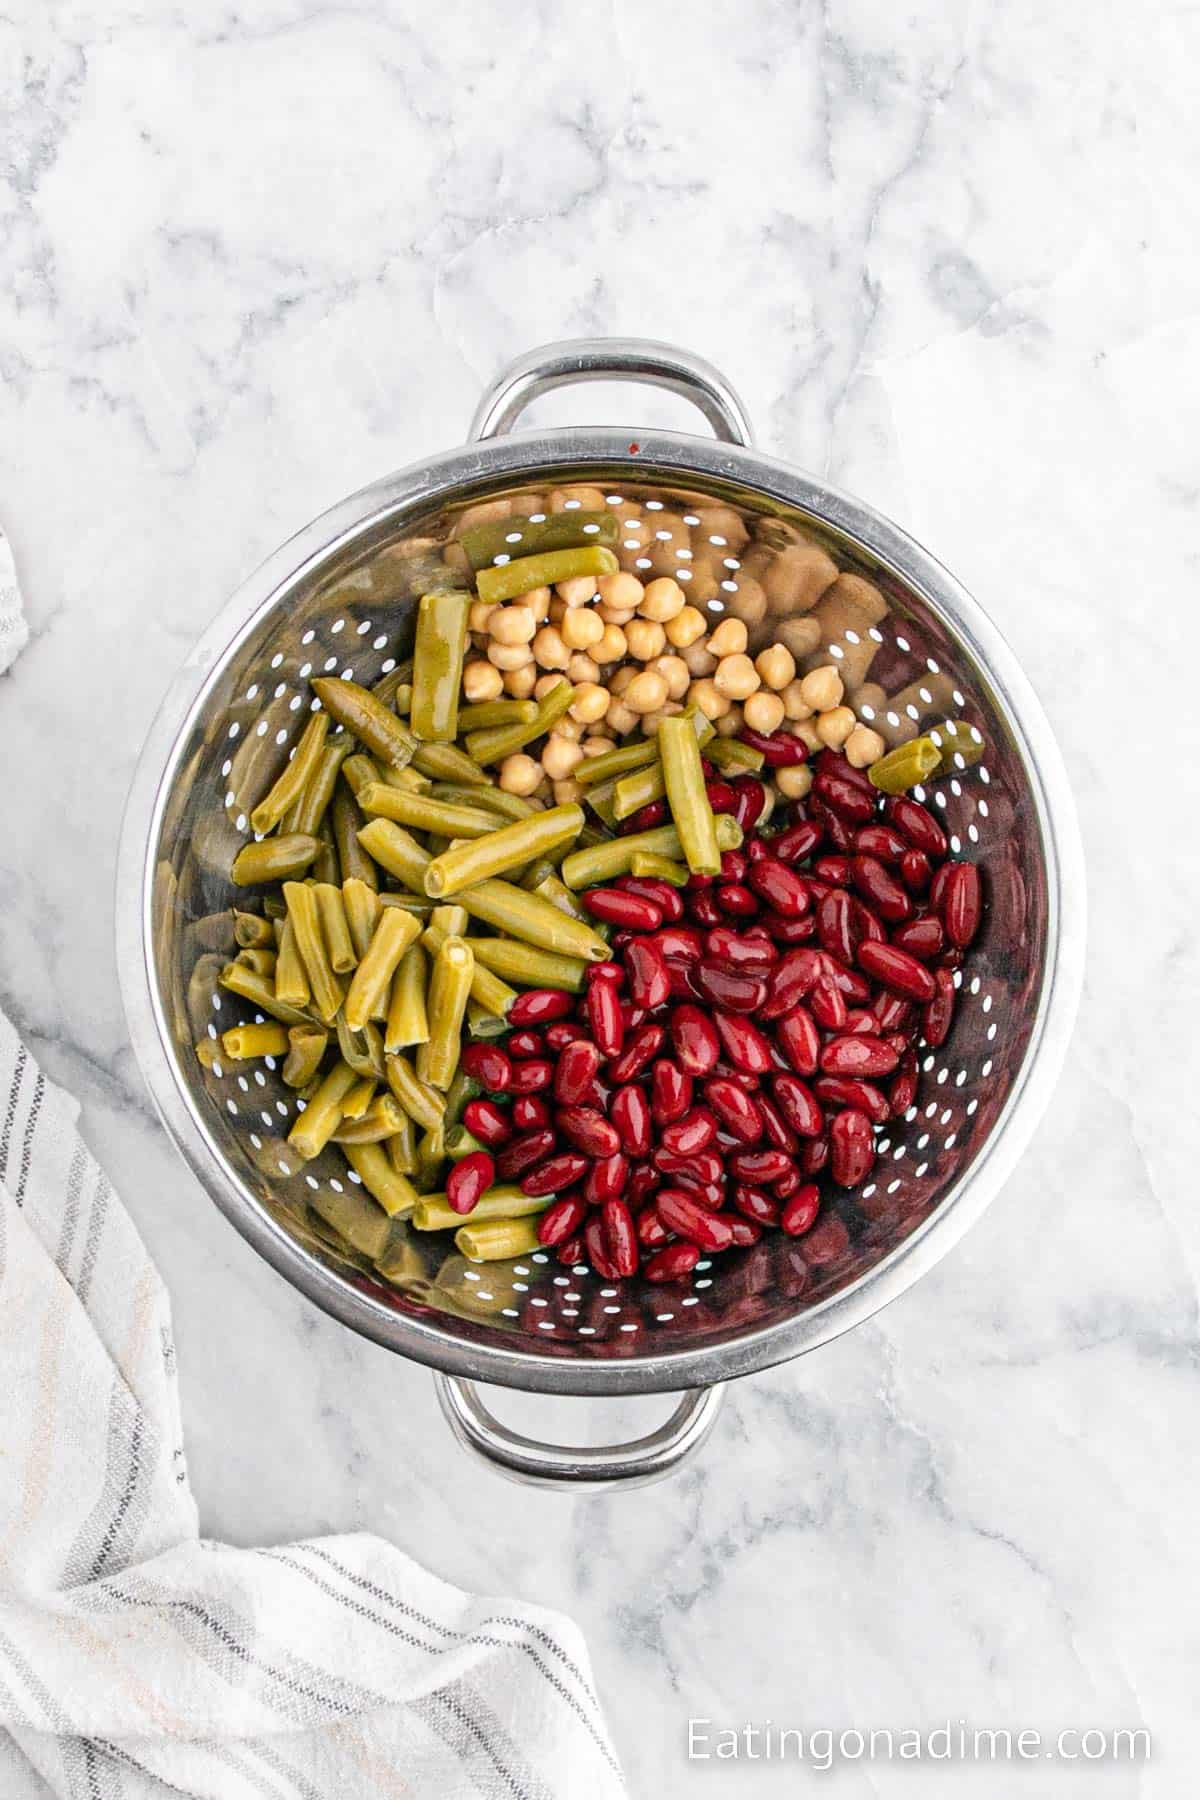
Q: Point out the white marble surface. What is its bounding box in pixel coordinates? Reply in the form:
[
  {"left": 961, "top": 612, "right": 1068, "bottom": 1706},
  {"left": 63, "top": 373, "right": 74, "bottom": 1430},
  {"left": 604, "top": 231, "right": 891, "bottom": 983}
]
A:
[{"left": 2, "top": 1, "right": 1198, "bottom": 1794}]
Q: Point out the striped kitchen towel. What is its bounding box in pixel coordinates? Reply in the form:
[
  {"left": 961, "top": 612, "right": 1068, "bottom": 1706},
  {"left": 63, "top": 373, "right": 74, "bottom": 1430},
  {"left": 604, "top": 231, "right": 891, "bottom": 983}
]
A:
[{"left": 0, "top": 553, "right": 625, "bottom": 1799}]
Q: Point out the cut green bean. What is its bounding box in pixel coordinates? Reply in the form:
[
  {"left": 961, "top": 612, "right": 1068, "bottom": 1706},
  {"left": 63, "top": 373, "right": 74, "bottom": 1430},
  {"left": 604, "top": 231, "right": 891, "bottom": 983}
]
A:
[
  {"left": 429, "top": 903, "right": 469, "bottom": 941},
  {"left": 460, "top": 509, "right": 619, "bottom": 572},
  {"left": 220, "top": 1022, "right": 289, "bottom": 1060},
  {"left": 466, "top": 1000, "right": 507, "bottom": 1039},
  {"left": 283, "top": 1023, "right": 328, "bottom": 1087},
  {"left": 575, "top": 738, "right": 658, "bottom": 787},
  {"left": 385, "top": 942, "right": 429, "bottom": 1052},
  {"left": 234, "top": 945, "right": 276, "bottom": 977},
  {"left": 561, "top": 813, "right": 741, "bottom": 889},
  {"left": 333, "top": 1094, "right": 404, "bottom": 1142},
  {"left": 233, "top": 910, "right": 275, "bottom": 949},
  {"left": 231, "top": 834, "right": 321, "bottom": 887},
  {"left": 464, "top": 681, "right": 576, "bottom": 766},
  {"left": 424, "top": 804, "right": 585, "bottom": 899},
  {"left": 311, "top": 676, "right": 417, "bottom": 771},
  {"left": 455, "top": 699, "right": 538, "bottom": 733},
  {"left": 416, "top": 937, "right": 474, "bottom": 1090},
  {"left": 250, "top": 713, "right": 330, "bottom": 836},
  {"left": 378, "top": 892, "right": 437, "bottom": 917},
  {"left": 313, "top": 882, "right": 357, "bottom": 973},
  {"left": 704, "top": 735, "right": 765, "bottom": 775},
  {"left": 415, "top": 1123, "right": 446, "bottom": 1191},
  {"left": 343, "top": 906, "right": 421, "bottom": 1032},
  {"left": 422, "top": 924, "right": 518, "bottom": 1018},
  {"left": 283, "top": 733, "right": 353, "bottom": 835},
  {"left": 412, "top": 1185, "right": 549, "bottom": 1232},
  {"left": 411, "top": 590, "right": 470, "bottom": 743},
  {"left": 469, "top": 937, "right": 589, "bottom": 992},
  {"left": 342, "top": 1141, "right": 419, "bottom": 1217},
  {"left": 342, "top": 1074, "right": 378, "bottom": 1120},
  {"left": 288, "top": 1060, "right": 358, "bottom": 1161},
  {"left": 387, "top": 1113, "right": 418, "bottom": 1175},
  {"left": 658, "top": 713, "right": 720, "bottom": 876},
  {"left": 455, "top": 877, "right": 608, "bottom": 961},
  {"left": 444, "top": 1125, "right": 486, "bottom": 1162},
  {"left": 309, "top": 1183, "right": 394, "bottom": 1262},
  {"left": 385, "top": 1053, "right": 446, "bottom": 1133},
  {"left": 371, "top": 659, "right": 414, "bottom": 705},
  {"left": 342, "top": 878, "right": 380, "bottom": 960},
  {"left": 335, "top": 1013, "right": 387, "bottom": 1081},
  {"left": 613, "top": 763, "right": 666, "bottom": 821},
  {"left": 475, "top": 545, "right": 618, "bottom": 605},
  {"left": 629, "top": 852, "right": 690, "bottom": 886},
  {"left": 928, "top": 718, "right": 985, "bottom": 777},
  {"left": 331, "top": 785, "right": 378, "bottom": 889},
  {"left": 410, "top": 741, "right": 492, "bottom": 787},
  {"left": 455, "top": 1217, "right": 543, "bottom": 1262},
  {"left": 357, "top": 820, "right": 431, "bottom": 893},
  {"left": 283, "top": 882, "right": 344, "bottom": 1023},
  {"left": 583, "top": 779, "right": 618, "bottom": 827},
  {"left": 429, "top": 782, "right": 539, "bottom": 821},
  {"left": 530, "top": 872, "right": 590, "bottom": 919},
  {"left": 312, "top": 815, "right": 340, "bottom": 886},
  {"left": 274, "top": 915, "right": 311, "bottom": 1008},
  {"left": 356, "top": 783, "right": 500, "bottom": 839},
  {"left": 218, "top": 961, "right": 312, "bottom": 1028},
  {"left": 444, "top": 1068, "right": 481, "bottom": 1129}
]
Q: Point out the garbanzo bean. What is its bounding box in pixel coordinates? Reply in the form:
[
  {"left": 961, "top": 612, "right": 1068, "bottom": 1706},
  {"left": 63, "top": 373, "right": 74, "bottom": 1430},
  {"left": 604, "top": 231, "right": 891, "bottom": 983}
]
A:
[
  {"left": 638, "top": 703, "right": 683, "bottom": 736},
  {"left": 816, "top": 704, "right": 857, "bottom": 750},
  {"left": 462, "top": 659, "right": 503, "bottom": 703},
  {"left": 755, "top": 644, "right": 795, "bottom": 691},
  {"left": 799, "top": 666, "right": 843, "bottom": 711},
  {"left": 776, "top": 763, "right": 813, "bottom": 800},
  {"left": 504, "top": 664, "right": 537, "bottom": 699},
  {"left": 650, "top": 654, "right": 690, "bottom": 701},
  {"left": 780, "top": 679, "right": 813, "bottom": 721},
  {"left": 498, "top": 753, "right": 542, "bottom": 796},
  {"left": 581, "top": 735, "right": 615, "bottom": 757},
  {"left": 844, "top": 723, "right": 886, "bottom": 768},
  {"left": 489, "top": 605, "right": 537, "bottom": 646},
  {"left": 593, "top": 624, "right": 628, "bottom": 664},
  {"left": 681, "top": 640, "right": 717, "bottom": 677},
  {"left": 468, "top": 600, "right": 496, "bottom": 633},
  {"left": 608, "top": 664, "right": 636, "bottom": 696},
  {"left": 714, "top": 706, "right": 744, "bottom": 737},
  {"left": 624, "top": 670, "right": 669, "bottom": 713},
  {"left": 639, "top": 577, "right": 686, "bottom": 622},
  {"left": 570, "top": 682, "right": 609, "bottom": 725},
  {"left": 532, "top": 626, "right": 571, "bottom": 670},
  {"left": 625, "top": 618, "right": 666, "bottom": 661},
  {"left": 522, "top": 585, "right": 552, "bottom": 625},
  {"left": 567, "top": 653, "right": 600, "bottom": 684},
  {"left": 665, "top": 605, "right": 707, "bottom": 648},
  {"left": 560, "top": 607, "right": 604, "bottom": 651},
  {"left": 556, "top": 575, "right": 598, "bottom": 607},
  {"left": 555, "top": 715, "right": 584, "bottom": 742},
  {"left": 791, "top": 716, "right": 821, "bottom": 751},
  {"left": 550, "top": 484, "right": 606, "bottom": 512},
  {"left": 553, "top": 777, "right": 585, "bottom": 804},
  {"left": 534, "top": 673, "right": 565, "bottom": 700},
  {"left": 743, "top": 690, "right": 785, "bottom": 735},
  {"left": 542, "top": 733, "right": 584, "bottom": 781},
  {"left": 487, "top": 640, "right": 534, "bottom": 671},
  {"left": 707, "top": 617, "right": 748, "bottom": 658},
  {"left": 714, "top": 653, "right": 760, "bottom": 701},
  {"left": 690, "top": 678, "right": 730, "bottom": 720},
  {"left": 605, "top": 699, "right": 638, "bottom": 736},
  {"left": 597, "top": 571, "right": 643, "bottom": 612}
]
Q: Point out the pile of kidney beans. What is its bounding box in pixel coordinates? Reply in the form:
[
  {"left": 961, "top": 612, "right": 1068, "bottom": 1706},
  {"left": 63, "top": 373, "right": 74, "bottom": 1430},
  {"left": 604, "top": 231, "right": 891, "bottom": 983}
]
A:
[{"left": 451, "top": 747, "right": 982, "bottom": 1285}]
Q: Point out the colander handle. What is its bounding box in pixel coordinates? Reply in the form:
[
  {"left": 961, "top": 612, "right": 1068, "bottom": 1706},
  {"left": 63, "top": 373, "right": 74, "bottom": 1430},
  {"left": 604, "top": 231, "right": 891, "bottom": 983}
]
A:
[
  {"left": 433, "top": 1374, "right": 726, "bottom": 1490},
  {"left": 468, "top": 337, "right": 755, "bottom": 446}
]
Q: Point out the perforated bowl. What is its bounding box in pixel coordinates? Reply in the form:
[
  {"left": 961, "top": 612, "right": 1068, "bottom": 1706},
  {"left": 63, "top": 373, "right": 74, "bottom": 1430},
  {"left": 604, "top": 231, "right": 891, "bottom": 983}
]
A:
[{"left": 117, "top": 340, "right": 1084, "bottom": 1488}]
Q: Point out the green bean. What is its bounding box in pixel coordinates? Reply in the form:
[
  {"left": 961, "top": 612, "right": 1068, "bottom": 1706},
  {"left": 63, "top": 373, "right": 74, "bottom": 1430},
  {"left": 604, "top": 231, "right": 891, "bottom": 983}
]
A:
[
  {"left": 429, "top": 782, "right": 539, "bottom": 821},
  {"left": 613, "top": 763, "right": 666, "bottom": 821},
  {"left": 311, "top": 676, "right": 417, "bottom": 771},
  {"left": 466, "top": 1000, "right": 508, "bottom": 1039},
  {"left": 410, "top": 741, "right": 492, "bottom": 787},
  {"left": 194, "top": 1037, "right": 222, "bottom": 1073},
  {"left": 231, "top": 834, "right": 321, "bottom": 887},
  {"left": 283, "top": 733, "right": 353, "bottom": 835},
  {"left": 335, "top": 1014, "right": 387, "bottom": 1081},
  {"left": 357, "top": 783, "right": 501, "bottom": 839},
  {"left": 288, "top": 1060, "right": 359, "bottom": 1161},
  {"left": 387, "top": 1113, "right": 419, "bottom": 1175},
  {"left": 475, "top": 545, "right": 618, "bottom": 605},
  {"left": 312, "top": 815, "right": 340, "bottom": 886},
  {"left": 415, "top": 1123, "right": 446, "bottom": 1191},
  {"left": 421, "top": 924, "right": 518, "bottom": 1018},
  {"left": 341, "top": 1140, "right": 419, "bottom": 1217},
  {"left": 313, "top": 882, "right": 357, "bottom": 973},
  {"left": 342, "top": 878, "right": 380, "bottom": 960},
  {"left": 867, "top": 736, "right": 942, "bottom": 794},
  {"left": 371, "top": 658, "right": 414, "bottom": 705},
  {"left": 336, "top": 1097, "right": 408, "bottom": 1143},
  {"left": 392, "top": 683, "right": 413, "bottom": 716},
  {"left": 283, "top": 1023, "right": 328, "bottom": 1087},
  {"left": 416, "top": 937, "right": 474, "bottom": 1090},
  {"left": 658, "top": 714, "right": 720, "bottom": 876},
  {"left": 464, "top": 681, "right": 576, "bottom": 767},
  {"left": 411, "top": 590, "right": 470, "bottom": 743},
  {"left": 561, "top": 813, "right": 741, "bottom": 889},
  {"left": 331, "top": 785, "right": 378, "bottom": 889},
  {"left": 274, "top": 915, "right": 311, "bottom": 1008},
  {"left": 444, "top": 1125, "right": 486, "bottom": 1162},
  {"left": 221, "top": 1022, "right": 289, "bottom": 1060},
  {"left": 429, "top": 902, "right": 469, "bottom": 941},
  {"left": 385, "top": 1053, "right": 446, "bottom": 1133},
  {"left": 455, "top": 877, "right": 608, "bottom": 962},
  {"left": 460, "top": 509, "right": 619, "bottom": 572},
  {"left": 583, "top": 779, "right": 618, "bottom": 827},
  {"left": 928, "top": 718, "right": 985, "bottom": 777},
  {"left": 444, "top": 1068, "right": 480, "bottom": 1129},
  {"left": 469, "top": 937, "right": 589, "bottom": 992},
  {"left": 235, "top": 946, "right": 276, "bottom": 977},
  {"left": 233, "top": 910, "right": 275, "bottom": 949},
  {"left": 343, "top": 906, "right": 421, "bottom": 1032},
  {"left": 455, "top": 699, "right": 538, "bottom": 733},
  {"left": 704, "top": 735, "right": 765, "bottom": 775},
  {"left": 218, "top": 961, "right": 312, "bottom": 1028},
  {"left": 455, "top": 1217, "right": 542, "bottom": 1262},
  {"left": 249, "top": 713, "right": 330, "bottom": 836},
  {"left": 357, "top": 819, "right": 431, "bottom": 893},
  {"left": 309, "top": 1183, "right": 394, "bottom": 1262},
  {"left": 629, "top": 852, "right": 690, "bottom": 886},
  {"left": 411, "top": 1185, "right": 548, "bottom": 1232},
  {"left": 385, "top": 942, "right": 429, "bottom": 1052},
  {"left": 529, "top": 872, "right": 590, "bottom": 919},
  {"left": 282, "top": 882, "right": 344, "bottom": 1023},
  {"left": 342, "top": 1074, "right": 378, "bottom": 1120},
  {"left": 424, "top": 804, "right": 584, "bottom": 899},
  {"left": 575, "top": 738, "right": 659, "bottom": 787},
  {"left": 378, "top": 892, "right": 437, "bottom": 917}
]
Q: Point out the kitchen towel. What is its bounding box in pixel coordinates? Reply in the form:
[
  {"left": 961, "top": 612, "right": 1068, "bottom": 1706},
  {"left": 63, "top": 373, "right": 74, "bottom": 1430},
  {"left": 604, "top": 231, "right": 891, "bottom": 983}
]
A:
[{"left": 0, "top": 542, "right": 626, "bottom": 1799}]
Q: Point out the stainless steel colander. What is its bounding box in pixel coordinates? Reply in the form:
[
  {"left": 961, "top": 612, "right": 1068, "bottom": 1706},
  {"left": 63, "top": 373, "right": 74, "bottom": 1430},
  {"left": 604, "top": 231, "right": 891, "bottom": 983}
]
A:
[{"left": 117, "top": 339, "right": 1084, "bottom": 1488}]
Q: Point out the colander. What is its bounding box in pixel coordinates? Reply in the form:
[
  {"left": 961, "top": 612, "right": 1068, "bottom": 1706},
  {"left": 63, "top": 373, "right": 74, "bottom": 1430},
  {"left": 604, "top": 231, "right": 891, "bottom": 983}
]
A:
[{"left": 116, "top": 339, "right": 1084, "bottom": 1489}]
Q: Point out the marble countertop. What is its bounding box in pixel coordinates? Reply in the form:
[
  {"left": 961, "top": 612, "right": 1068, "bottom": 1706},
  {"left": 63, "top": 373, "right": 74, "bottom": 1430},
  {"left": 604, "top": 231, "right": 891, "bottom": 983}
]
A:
[{"left": 2, "top": 3, "right": 1196, "bottom": 1794}]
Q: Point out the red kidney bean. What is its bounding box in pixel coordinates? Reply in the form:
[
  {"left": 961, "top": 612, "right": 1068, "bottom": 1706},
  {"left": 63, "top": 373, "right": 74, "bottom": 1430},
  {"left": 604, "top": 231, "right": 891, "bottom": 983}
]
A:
[
  {"left": 830, "top": 1109, "right": 875, "bottom": 1186},
  {"left": 706, "top": 926, "right": 777, "bottom": 971},
  {"left": 637, "top": 1209, "right": 671, "bottom": 1248},
  {"left": 705, "top": 1077, "right": 764, "bottom": 1144},
  {"left": 814, "top": 854, "right": 853, "bottom": 886},
  {"left": 671, "top": 1005, "right": 721, "bottom": 1076},
  {"left": 728, "top": 1147, "right": 794, "bottom": 1183},
  {"left": 607, "top": 1023, "right": 665, "bottom": 1085},
  {"left": 544, "top": 1019, "right": 587, "bottom": 1051},
  {"left": 814, "top": 769, "right": 876, "bottom": 824},
  {"left": 720, "top": 849, "right": 748, "bottom": 884},
  {"left": 537, "top": 1193, "right": 587, "bottom": 1246},
  {"left": 812, "top": 799, "right": 853, "bottom": 852},
  {"left": 744, "top": 837, "right": 768, "bottom": 864},
  {"left": 622, "top": 937, "right": 670, "bottom": 1012},
  {"left": 657, "top": 1189, "right": 734, "bottom": 1251},
  {"left": 732, "top": 776, "right": 768, "bottom": 832},
  {"left": 937, "top": 946, "right": 964, "bottom": 971},
  {"left": 771, "top": 1073, "right": 824, "bottom": 1138},
  {"left": 644, "top": 1243, "right": 701, "bottom": 1282},
  {"left": 872, "top": 991, "right": 912, "bottom": 1032},
  {"left": 727, "top": 1215, "right": 762, "bottom": 1246},
  {"left": 462, "top": 1098, "right": 511, "bottom": 1147},
  {"left": 496, "top": 1127, "right": 556, "bottom": 1179},
  {"left": 899, "top": 848, "right": 932, "bottom": 892},
  {"left": 586, "top": 976, "right": 625, "bottom": 1058},
  {"left": 755, "top": 1091, "right": 798, "bottom": 1154},
  {"left": 942, "top": 862, "right": 982, "bottom": 947},
  {"left": 852, "top": 854, "right": 912, "bottom": 923},
  {"left": 705, "top": 780, "right": 739, "bottom": 815},
  {"left": 654, "top": 1144, "right": 724, "bottom": 1186},
  {"left": 557, "top": 1105, "right": 620, "bottom": 1158},
  {"left": 890, "top": 915, "right": 944, "bottom": 960},
  {"left": 554, "top": 1038, "right": 602, "bottom": 1105},
  {"left": 857, "top": 939, "right": 937, "bottom": 1002},
  {"left": 816, "top": 889, "right": 857, "bottom": 963},
  {"left": 800, "top": 1134, "right": 830, "bottom": 1176},
  {"left": 772, "top": 1165, "right": 804, "bottom": 1200},
  {"left": 813, "top": 747, "right": 875, "bottom": 793},
  {"left": 651, "top": 1058, "right": 693, "bottom": 1124},
  {"left": 521, "top": 1152, "right": 590, "bottom": 1197},
  {"left": 774, "top": 1007, "right": 819, "bottom": 1076},
  {"left": 619, "top": 876, "right": 685, "bottom": 922},
  {"left": 506, "top": 1028, "right": 544, "bottom": 1060},
  {"left": 747, "top": 857, "right": 811, "bottom": 918},
  {"left": 714, "top": 1012, "right": 774, "bottom": 1074},
  {"left": 601, "top": 1198, "right": 639, "bottom": 1276},
  {"left": 628, "top": 1163, "right": 661, "bottom": 1208},
  {"left": 888, "top": 1055, "right": 918, "bottom": 1116},
  {"left": 841, "top": 1007, "right": 879, "bottom": 1035},
  {"left": 611, "top": 1085, "right": 652, "bottom": 1158},
  {"left": 626, "top": 799, "right": 669, "bottom": 832},
  {"left": 885, "top": 794, "right": 947, "bottom": 857},
  {"left": 446, "top": 1149, "right": 495, "bottom": 1215},
  {"left": 662, "top": 958, "right": 696, "bottom": 999},
  {"left": 692, "top": 962, "right": 768, "bottom": 1014},
  {"left": 687, "top": 890, "right": 724, "bottom": 928},
  {"left": 760, "top": 948, "right": 823, "bottom": 1021},
  {"left": 820, "top": 1034, "right": 900, "bottom": 1078},
  {"left": 821, "top": 960, "right": 872, "bottom": 1001},
  {"left": 583, "top": 1213, "right": 621, "bottom": 1278},
  {"left": 583, "top": 887, "right": 663, "bottom": 930},
  {"left": 813, "top": 1075, "right": 890, "bottom": 1125},
  {"left": 507, "top": 1058, "right": 553, "bottom": 1094},
  {"left": 507, "top": 988, "right": 574, "bottom": 1028},
  {"left": 661, "top": 1108, "right": 719, "bottom": 1156},
  {"left": 765, "top": 914, "right": 818, "bottom": 945},
  {"left": 773, "top": 819, "right": 825, "bottom": 863},
  {"left": 738, "top": 726, "right": 809, "bottom": 766},
  {"left": 810, "top": 977, "right": 848, "bottom": 1030},
  {"left": 854, "top": 823, "right": 908, "bottom": 863},
  {"left": 652, "top": 924, "right": 704, "bottom": 963},
  {"left": 585, "top": 1152, "right": 630, "bottom": 1207},
  {"left": 733, "top": 1184, "right": 781, "bottom": 1227},
  {"left": 922, "top": 965, "right": 957, "bottom": 1047},
  {"left": 461, "top": 1042, "right": 512, "bottom": 1091},
  {"left": 928, "top": 861, "right": 954, "bottom": 912},
  {"left": 715, "top": 883, "right": 758, "bottom": 918},
  {"left": 556, "top": 1235, "right": 583, "bottom": 1265},
  {"left": 781, "top": 1184, "right": 821, "bottom": 1235},
  {"left": 586, "top": 959, "right": 625, "bottom": 988},
  {"left": 850, "top": 896, "right": 886, "bottom": 945}
]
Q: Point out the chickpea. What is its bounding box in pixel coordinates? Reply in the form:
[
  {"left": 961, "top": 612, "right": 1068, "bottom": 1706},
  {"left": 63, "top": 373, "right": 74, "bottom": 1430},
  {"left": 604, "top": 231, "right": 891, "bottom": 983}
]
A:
[
  {"left": 638, "top": 702, "right": 683, "bottom": 736},
  {"left": 597, "top": 604, "right": 638, "bottom": 628},
  {"left": 625, "top": 617, "right": 667, "bottom": 661},
  {"left": 570, "top": 682, "right": 610, "bottom": 725},
  {"left": 743, "top": 690, "right": 786, "bottom": 735},
  {"left": 468, "top": 600, "right": 497, "bottom": 634},
  {"left": 608, "top": 664, "right": 636, "bottom": 696},
  {"left": 780, "top": 679, "right": 814, "bottom": 721},
  {"left": 556, "top": 575, "right": 598, "bottom": 606},
  {"left": 531, "top": 625, "right": 571, "bottom": 671},
  {"left": 816, "top": 704, "right": 857, "bottom": 750},
  {"left": 521, "top": 585, "right": 552, "bottom": 624},
  {"left": 690, "top": 678, "right": 730, "bottom": 721},
  {"left": 639, "top": 577, "right": 686, "bottom": 622},
  {"left": 457, "top": 498, "right": 511, "bottom": 531},
  {"left": 755, "top": 644, "right": 796, "bottom": 691},
  {"left": 844, "top": 723, "right": 886, "bottom": 768},
  {"left": 775, "top": 763, "right": 814, "bottom": 801},
  {"left": 555, "top": 715, "right": 584, "bottom": 742},
  {"left": 714, "top": 653, "right": 761, "bottom": 701},
  {"left": 567, "top": 653, "right": 600, "bottom": 684},
  {"left": 547, "top": 596, "right": 568, "bottom": 626},
  {"left": 560, "top": 607, "right": 604, "bottom": 651},
  {"left": 714, "top": 706, "right": 744, "bottom": 738},
  {"left": 489, "top": 604, "right": 537, "bottom": 646},
  {"left": 542, "top": 732, "right": 584, "bottom": 782},
  {"left": 534, "top": 673, "right": 565, "bottom": 701},
  {"left": 498, "top": 753, "right": 542, "bottom": 797},
  {"left": 799, "top": 666, "right": 844, "bottom": 712},
  {"left": 581, "top": 736, "right": 616, "bottom": 758},
  {"left": 441, "top": 541, "right": 469, "bottom": 577},
  {"left": 553, "top": 777, "right": 585, "bottom": 805},
  {"left": 791, "top": 715, "right": 822, "bottom": 751},
  {"left": 593, "top": 624, "right": 628, "bottom": 664},
  {"left": 665, "top": 604, "right": 707, "bottom": 648},
  {"left": 650, "top": 654, "right": 690, "bottom": 701},
  {"left": 597, "top": 571, "right": 644, "bottom": 613},
  {"left": 681, "top": 640, "right": 717, "bottom": 678},
  {"left": 605, "top": 699, "right": 638, "bottom": 736},
  {"left": 487, "top": 640, "right": 534, "bottom": 672},
  {"left": 503, "top": 663, "right": 537, "bottom": 699},
  {"left": 462, "top": 659, "right": 503, "bottom": 703},
  {"left": 707, "top": 617, "right": 748, "bottom": 658},
  {"left": 624, "top": 669, "right": 669, "bottom": 714},
  {"left": 550, "top": 484, "right": 606, "bottom": 512}
]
